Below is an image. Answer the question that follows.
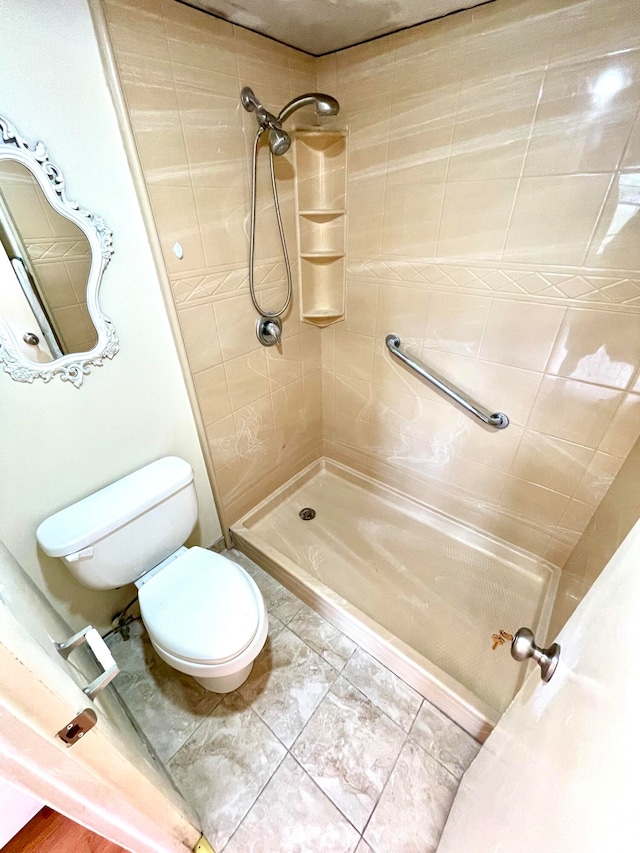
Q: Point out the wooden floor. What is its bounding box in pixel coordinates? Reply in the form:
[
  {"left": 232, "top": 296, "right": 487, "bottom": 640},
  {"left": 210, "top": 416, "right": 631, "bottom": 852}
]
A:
[{"left": 2, "top": 806, "right": 130, "bottom": 853}]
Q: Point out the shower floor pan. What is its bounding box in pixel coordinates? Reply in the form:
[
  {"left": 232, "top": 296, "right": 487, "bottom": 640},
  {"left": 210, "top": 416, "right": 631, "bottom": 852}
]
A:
[{"left": 232, "top": 458, "right": 559, "bottom": 740}]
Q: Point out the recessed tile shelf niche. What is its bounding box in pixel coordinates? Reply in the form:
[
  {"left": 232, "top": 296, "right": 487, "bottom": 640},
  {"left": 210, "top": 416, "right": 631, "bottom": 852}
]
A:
[{"left": 294, "top": 130, "right": 347, "bottom": 327}]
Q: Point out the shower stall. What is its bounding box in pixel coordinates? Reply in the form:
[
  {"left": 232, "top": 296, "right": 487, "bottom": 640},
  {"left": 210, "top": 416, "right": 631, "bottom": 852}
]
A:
[
  {"left": 232, "top": 459, "right": 558, "bottom": 736},
  {"left": 229, "top": 77, "right": 556, "bottom": 736},
  {"left": 104, "top": 0, "right": 640, "bottom": 741},
  {"left": 228, "top": 82, "right": 557, "bottom": 738}
]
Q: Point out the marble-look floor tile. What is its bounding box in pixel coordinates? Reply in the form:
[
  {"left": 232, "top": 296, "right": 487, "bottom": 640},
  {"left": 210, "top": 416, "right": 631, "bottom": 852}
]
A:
[
  {"left": 293, "top": 677, "right": 406, "bottom": 831},
  {"left": 265, "top": 613, "right": 284, "bottom": 641},
  {"left": 364, "top": 740, "right": 458, "bottom": 853},
  {"left": 229, "top": 549, "right": 304, "bottom": 624},
  {"left": 167, "top": 692, "right": 286, "bottom": 852},
  {"left": 410, "top": 701, "right": 480, "bottom": 780},
  {"left": 288, "top": 604, "right": 357, "bottom": 670},
  {"left": 224, "top": 755, "right": 360, "bottom": 853},
  {"left": 237, "top": 625, "right": 338, "bottom": 747},
  {"left": 342, "top": 648, "right": 422, "bottom": 733},
  {"left": 106, "top": 619, "right": 144, "bottom": 669},
  {"left": 108, "top": 553, "right": 478, "bottom": 853},
  {"left": 108, "top": 623, "right": 222, "bottom": 763}
]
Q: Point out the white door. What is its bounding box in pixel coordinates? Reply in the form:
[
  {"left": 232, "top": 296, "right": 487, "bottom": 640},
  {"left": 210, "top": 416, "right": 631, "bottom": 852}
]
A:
[
  {"left": 438, "top": 519, "right": 640, "bottom": 852},
  {"left": 0, "top": 540, "right": 202, "bottom": 853},
  {"left": 0, "top": 246, "right": 54, "bottom": 362}
]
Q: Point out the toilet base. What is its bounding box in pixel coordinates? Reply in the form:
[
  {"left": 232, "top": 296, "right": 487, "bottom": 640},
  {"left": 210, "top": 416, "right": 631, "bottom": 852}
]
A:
[{"left": 193, "top": 661, "right": 253, "bottom": 693}]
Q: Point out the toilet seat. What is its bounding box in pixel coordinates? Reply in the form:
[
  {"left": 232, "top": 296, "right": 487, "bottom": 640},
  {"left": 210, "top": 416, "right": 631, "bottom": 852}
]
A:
[{"left": 138, "top": 547, "right": 261, "bottom": 665}]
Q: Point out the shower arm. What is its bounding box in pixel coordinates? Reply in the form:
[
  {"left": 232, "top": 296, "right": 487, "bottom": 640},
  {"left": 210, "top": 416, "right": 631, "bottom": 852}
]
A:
[
  {"left": 278, "top": 96, "right": 318, "bottom": 124},
  {"left": 278, "top": 94, "right": 339, "bottom": 124}
]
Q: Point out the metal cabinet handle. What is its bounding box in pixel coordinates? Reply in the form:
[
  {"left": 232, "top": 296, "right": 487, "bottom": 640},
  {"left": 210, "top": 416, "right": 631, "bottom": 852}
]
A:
[{"left": 55, "top": 625, "right": 119, "bottom": 700}]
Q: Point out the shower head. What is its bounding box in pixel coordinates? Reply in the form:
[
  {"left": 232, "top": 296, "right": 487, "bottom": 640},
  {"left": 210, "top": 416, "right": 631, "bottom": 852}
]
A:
[
  {"left": 278, "top": 93, "right": 340, "bottom": 124},
  {"left": 268, "top": 126, "right": 291, "bottom": 156},
  {"left": 241, "top": 87, "right": 339, "bottom": 156}
]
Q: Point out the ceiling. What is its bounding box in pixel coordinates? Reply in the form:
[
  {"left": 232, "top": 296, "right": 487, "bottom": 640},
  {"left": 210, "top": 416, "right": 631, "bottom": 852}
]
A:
[{"left": 181, "top": 0, "right": 493, "bottom": 56}]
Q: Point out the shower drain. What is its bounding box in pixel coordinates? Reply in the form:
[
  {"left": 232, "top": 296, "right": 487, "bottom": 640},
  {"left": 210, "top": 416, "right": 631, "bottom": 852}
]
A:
[{"left": 299, "top": 507, "right": 316, "bottom": 521}]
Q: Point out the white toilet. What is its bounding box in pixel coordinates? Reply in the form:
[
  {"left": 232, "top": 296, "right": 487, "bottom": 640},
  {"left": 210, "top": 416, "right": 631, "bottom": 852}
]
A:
[{"left": 36, "top": 456, "right": 268, "bottom": 693}]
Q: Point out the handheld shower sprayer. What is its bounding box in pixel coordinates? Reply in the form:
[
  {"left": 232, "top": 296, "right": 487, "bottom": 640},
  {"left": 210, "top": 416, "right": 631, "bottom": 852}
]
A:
[
  {"left": 241, "top": 86, "right": 340, "bottom": 155},
  {"left": 240, "top": 84, "right": 340, "bottom": 343}
]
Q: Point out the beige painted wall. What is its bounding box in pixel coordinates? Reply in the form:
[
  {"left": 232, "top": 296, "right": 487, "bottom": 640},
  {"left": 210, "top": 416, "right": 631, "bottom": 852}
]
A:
[
  {"left": 318, "top": 0, "right": 640, "bottom": 565},
  {"left": 0, "top": 0, "right": 221, "bottom": 633}
]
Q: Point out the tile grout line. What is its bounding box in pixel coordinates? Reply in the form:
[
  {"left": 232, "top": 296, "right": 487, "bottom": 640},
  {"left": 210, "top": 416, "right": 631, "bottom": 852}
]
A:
[
  {"left": 116, "top": 555, "right": 478, "bottom": 852},
  {"left": 498, "top": 60, "right": 548, "bottom": 263},
  {"left": 405, "top": 703, "right": 478, "bottom": 783},
  {"left": 286, "top": 611, "right": 359, "bottom": 674},
  {"left": 339, "top": 657, "right": 422, "bottom": 735},
  {"left": 218, "top": 736, "right": 289, "bottom": 853},
  {"left": 218, "top": 624, "right": 357, "bottom": 849},
  {"left": 276, "top": 600, "right": 429, "bottom": 836},
  {"left": 287, "top": 751, "right": 365, "bottom": 840},
  {"left": 580, "top": 91, "right": 640, "bottom": 268},
  {"left": 433, "top": 55, "right": 465, "bottom": 255},
  {"left": 358, "top": 714, "right": 412, "bottom": 847},
  {"left": 285, "top": 679, "right": 406, "bottom": 846},
  {"left": 360, "top": 713, "right": 462, "bottom": 851}
]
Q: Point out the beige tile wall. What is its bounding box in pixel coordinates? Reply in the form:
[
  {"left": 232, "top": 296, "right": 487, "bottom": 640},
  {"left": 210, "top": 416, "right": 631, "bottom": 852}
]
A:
[
  {"left": 548, "top": 433, "right": 640, "bottom": 636},
  {"left": 104, "top": 0, "right": 322, "bottom": 525},
  {"left": 317, "top": 0, "right": 640, "bottom": 565},
  {"left": 105, "top": 0, "right": 640, "bottom": 564}
]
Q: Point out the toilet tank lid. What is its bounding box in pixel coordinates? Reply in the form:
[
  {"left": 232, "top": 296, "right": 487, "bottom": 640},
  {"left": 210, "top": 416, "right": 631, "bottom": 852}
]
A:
[{"left": 36, "top": 457, "right": 194, "bottom": 558}]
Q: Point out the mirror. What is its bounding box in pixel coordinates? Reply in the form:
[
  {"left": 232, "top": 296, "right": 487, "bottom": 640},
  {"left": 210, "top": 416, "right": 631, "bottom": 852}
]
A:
[
  {"left": 0, "top": 114, "right": 118, "bottom": 386},
  {"left": 0, "top": 161, "right": 96, "bottom": 359}
]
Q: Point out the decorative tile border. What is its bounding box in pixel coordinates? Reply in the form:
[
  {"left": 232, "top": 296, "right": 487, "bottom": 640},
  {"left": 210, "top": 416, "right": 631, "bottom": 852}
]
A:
[
  {"left": 347, "top": 258, "right": 640, "bottom": 308},
  {"left": 171, "top": 258, "right": 294, "bottom": 304},
  {"left": 171, "top": 255, "right": 640, "bottom": 308},
  {"left": 24, "top": 237, "right": 91, "bottom": 262}
]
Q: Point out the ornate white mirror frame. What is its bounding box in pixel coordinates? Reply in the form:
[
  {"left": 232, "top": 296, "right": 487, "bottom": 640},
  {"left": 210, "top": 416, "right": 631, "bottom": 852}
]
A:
[{"left": 0, "top": 114, "right": 118, "bottom": 387}]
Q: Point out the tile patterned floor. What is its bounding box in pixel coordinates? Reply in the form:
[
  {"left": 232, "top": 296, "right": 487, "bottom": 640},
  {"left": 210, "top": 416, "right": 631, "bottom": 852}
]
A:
[{"left": 107, "top": 549, "right": 480, "bottom": 852}]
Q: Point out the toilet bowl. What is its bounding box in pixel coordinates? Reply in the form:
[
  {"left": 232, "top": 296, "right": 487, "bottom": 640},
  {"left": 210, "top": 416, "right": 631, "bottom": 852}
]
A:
[
  {"left": 136, "top": 546, "right": 268, "bottom": 692},
  {"left": 36, "top": 457, "right": 267, "bottom": 693}
]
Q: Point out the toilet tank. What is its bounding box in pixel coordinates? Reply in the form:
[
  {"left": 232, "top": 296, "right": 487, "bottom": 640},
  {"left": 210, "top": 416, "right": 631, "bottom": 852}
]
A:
[{"left": 36, "top": 457, "right": 198, "bottom": 590}]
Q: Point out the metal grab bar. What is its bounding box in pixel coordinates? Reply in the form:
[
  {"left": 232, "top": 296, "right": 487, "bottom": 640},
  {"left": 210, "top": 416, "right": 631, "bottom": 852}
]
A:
[{"left": 385, "top": 334, "right": 509, "bottom": 430}]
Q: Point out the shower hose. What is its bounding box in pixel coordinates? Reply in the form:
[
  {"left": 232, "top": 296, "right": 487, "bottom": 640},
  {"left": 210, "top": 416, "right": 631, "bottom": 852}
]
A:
[{"left": 248, "top": 127, "right": 292, "bottom": 318}]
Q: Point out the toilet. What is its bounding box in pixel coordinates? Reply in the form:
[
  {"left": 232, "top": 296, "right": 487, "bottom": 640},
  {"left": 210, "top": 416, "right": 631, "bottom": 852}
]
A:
[{"left": 36, "top": 456, "right": 268, "bottom": 693}]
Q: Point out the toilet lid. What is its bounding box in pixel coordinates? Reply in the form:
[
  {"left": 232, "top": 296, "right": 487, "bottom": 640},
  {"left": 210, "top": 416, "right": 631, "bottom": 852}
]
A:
[{"left": 138, "top": 548, "right": 261, "bottom": 665}]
